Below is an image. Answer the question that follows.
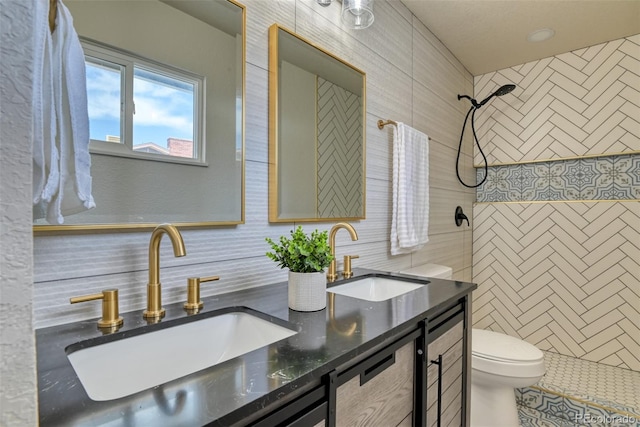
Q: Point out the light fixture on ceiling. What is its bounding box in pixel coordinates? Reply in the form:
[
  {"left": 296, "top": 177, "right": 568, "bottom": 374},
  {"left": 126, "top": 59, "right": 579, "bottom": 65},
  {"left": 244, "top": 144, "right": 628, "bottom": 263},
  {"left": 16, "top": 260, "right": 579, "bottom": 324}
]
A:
[
  {"left": 316, "top": 0, "right": 374, "bottom": 30},
  {"left": 527, "top": 28, "right": 555, "bottom": 43}
]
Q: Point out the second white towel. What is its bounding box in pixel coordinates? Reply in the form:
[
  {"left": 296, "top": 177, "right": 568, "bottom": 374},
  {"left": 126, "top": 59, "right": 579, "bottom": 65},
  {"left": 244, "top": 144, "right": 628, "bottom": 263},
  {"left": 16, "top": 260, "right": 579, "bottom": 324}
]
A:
[{"left": 391, "top": 122, "right": 429, "bottom": 255}]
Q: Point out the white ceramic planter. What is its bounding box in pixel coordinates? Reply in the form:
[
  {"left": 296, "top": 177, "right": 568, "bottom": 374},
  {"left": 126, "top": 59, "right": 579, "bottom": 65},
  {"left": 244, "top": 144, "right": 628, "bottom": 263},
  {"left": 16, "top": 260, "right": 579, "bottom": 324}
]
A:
[{"left": 288, "top": 271, "right": 327, "bottom": 311}]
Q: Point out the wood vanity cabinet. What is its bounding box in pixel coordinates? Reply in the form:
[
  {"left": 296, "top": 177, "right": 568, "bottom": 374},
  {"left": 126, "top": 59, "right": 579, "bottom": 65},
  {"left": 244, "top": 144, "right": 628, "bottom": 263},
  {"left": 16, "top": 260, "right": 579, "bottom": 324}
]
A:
[
  {"left": 248, "top": 298, "right": 470, "bottom": 427},
  {"left": 424, "top": 302, "right": 468, "bottom": 427},
  {"left": 249, "top": 330, "right": 420, "bottom": 427},
  {"left": 331, "top": 332, "right": 419, "bottom": 427}
]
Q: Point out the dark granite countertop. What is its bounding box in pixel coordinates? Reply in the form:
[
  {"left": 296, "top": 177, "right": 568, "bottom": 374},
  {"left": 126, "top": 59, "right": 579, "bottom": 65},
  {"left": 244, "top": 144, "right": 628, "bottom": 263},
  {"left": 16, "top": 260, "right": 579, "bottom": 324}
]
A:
[{"left": 36, "top": 268, "right": 476, "bottom": 426}]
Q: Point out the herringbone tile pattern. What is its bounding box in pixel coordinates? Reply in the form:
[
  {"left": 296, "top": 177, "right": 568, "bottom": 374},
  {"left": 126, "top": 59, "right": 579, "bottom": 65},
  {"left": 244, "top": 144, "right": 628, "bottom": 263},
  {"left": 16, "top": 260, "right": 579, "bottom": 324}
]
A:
[
  {"left": 317, "top": 77, "right": 363, "bottom": 218},
  {"left": 472, "top": 201, "right": 640, "bottom": 371},
  {"left": 473, "top": 35, "right": 640, "bottom": 165}
]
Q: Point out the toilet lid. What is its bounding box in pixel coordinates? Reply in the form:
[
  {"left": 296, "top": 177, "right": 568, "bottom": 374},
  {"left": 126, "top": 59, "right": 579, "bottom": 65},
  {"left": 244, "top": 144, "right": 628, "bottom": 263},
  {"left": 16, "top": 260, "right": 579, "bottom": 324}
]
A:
[{"left": 472, "top": 329, "right": 543, "bottom": 363}]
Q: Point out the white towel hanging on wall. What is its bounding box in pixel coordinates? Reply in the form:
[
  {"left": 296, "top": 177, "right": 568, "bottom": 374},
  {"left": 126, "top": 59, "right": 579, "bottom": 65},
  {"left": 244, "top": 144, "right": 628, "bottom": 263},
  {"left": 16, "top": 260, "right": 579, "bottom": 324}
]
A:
[
  {"left": 33, "top": 0, "right": 95, "bottom": 224},
  {"left": 390, "top": 122, "right": 429, "bottom": 255}
]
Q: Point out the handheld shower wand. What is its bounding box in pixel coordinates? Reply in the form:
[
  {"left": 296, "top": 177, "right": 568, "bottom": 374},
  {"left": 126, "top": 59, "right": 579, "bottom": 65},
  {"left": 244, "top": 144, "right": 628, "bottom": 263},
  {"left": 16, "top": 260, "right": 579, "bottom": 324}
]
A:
[{"left": 456, "top": 84, "right": 516, "bottom": 188}]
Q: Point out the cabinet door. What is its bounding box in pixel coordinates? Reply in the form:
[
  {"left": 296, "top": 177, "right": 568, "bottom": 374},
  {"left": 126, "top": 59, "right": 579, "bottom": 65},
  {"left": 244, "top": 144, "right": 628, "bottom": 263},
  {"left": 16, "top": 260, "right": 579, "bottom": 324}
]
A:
[
  {"left": 335, "top": 340, "right": 415, "bottom": 427},
  {"left": 426, "top": 320, "right": 464, "bottom": 427}
]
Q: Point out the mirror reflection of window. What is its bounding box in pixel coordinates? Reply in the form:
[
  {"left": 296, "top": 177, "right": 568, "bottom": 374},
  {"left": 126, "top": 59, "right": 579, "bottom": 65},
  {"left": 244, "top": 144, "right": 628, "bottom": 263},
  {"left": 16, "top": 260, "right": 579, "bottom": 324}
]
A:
[
  {"left": 83, "top": 40, "right": 204, "bottom": 164},
  {"left": 85, "top": 58, "right": 123, "bottom": 144},
  {"left": 132, "top": 67, "right": 196, "bottom": 159},
  {"left": 34, "top": 0, "right": 246, "bottom": 229}
]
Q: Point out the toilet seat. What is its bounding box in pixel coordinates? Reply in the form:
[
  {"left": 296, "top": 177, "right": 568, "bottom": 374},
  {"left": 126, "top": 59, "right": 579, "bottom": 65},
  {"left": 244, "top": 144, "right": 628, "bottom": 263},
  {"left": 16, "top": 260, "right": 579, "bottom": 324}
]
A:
[{"left": 472, "top": 329, "right": 545, "bottom": 378}]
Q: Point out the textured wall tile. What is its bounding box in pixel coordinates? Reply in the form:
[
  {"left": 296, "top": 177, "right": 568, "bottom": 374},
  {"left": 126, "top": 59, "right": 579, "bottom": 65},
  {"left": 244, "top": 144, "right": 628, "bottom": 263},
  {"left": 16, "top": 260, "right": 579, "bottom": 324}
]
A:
[{"left": 1, "top": 1, "right": 38, "bottom": 424}]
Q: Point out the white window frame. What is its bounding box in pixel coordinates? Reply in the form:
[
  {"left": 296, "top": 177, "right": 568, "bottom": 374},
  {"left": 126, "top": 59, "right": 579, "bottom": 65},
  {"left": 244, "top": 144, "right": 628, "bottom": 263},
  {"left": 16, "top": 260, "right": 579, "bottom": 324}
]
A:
[{"left": 81, "top": 39, "right": 207, "bottom": 166}]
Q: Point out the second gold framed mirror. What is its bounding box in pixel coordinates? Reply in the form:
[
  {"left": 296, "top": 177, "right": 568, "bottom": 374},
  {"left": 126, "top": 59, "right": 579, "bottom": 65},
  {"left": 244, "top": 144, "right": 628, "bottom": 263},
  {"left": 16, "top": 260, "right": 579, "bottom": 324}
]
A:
[{"left": 268, "top": 24, "right": 366, "bottom": 223}]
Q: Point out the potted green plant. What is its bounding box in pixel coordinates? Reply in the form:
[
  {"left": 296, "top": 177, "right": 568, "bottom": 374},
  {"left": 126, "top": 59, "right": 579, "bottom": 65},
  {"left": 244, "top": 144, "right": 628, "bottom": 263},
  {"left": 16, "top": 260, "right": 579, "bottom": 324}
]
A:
[{"left": 266, "top": 226, "right": 333, "bottom": 311}]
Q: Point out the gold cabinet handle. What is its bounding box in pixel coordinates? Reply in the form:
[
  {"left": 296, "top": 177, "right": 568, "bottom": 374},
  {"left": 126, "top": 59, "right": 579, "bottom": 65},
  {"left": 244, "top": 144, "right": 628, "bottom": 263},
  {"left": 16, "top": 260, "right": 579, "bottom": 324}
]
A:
[
  {"left": 184, "top": 275, "right": 219, "bottom": 312},
  {"left": 342, "top": 255, "right": 360, "bottom": 278},
  {"left": 70, "top": 289, "right": 124, "bottom": 329}
]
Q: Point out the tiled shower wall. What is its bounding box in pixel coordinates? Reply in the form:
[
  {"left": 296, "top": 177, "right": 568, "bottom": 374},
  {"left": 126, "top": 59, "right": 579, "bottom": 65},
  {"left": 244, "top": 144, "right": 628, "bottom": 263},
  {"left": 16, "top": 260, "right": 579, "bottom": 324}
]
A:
[
  {"left": 32, "top": 0, "right": 476, "bottom": 328},
  {"left": 473, "top": 35, "right": 639, "bottom": 164},
  {"left": 473, "top": 201, "right": 640, "bottom": 370},
  {"left": 472, "top": 35, "right": 640, "bottom": 370}
]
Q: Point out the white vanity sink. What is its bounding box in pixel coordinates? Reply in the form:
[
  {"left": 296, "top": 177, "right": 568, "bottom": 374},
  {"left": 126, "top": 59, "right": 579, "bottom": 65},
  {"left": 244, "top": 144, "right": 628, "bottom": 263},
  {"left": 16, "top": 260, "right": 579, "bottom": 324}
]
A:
[
  {"left": 67, "top": 310, "right": 297, "bottom": 401},
  {"left": 328, "top": 276, "right": 425, "bottom": 302}
]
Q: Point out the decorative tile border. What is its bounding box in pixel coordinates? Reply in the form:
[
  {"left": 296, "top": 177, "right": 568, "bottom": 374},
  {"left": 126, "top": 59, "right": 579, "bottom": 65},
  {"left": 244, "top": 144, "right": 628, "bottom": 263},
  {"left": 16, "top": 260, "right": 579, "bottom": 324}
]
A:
[{"left": 477, "top": 153, "right": 640, "bottom": 202}]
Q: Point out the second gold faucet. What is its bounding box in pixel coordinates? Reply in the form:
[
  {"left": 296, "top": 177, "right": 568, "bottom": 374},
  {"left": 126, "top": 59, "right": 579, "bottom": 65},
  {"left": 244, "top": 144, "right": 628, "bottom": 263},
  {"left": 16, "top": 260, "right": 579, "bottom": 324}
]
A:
[
  {"left": 327, "top": 222, "right": 359, "bottom": 282},
  {"left": 144, "top": 224, "right": 186, "bottom": 320}
]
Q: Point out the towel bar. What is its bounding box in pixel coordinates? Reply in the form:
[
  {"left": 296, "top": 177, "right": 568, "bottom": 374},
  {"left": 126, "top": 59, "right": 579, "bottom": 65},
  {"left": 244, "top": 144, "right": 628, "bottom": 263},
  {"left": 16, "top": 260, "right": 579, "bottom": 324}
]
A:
[{"left": 377, "top": 119, "right": 397, "bottom": 129}]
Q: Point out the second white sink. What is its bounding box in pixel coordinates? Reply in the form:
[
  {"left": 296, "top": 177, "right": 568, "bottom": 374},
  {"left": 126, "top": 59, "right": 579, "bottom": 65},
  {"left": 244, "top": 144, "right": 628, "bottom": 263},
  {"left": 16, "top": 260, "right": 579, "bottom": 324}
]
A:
[
  {"left": 328, "top": 276, "right": 425, "bottom": 302},
  {"left": 67, "top": 309, "right": 296, "bottom": 401}
]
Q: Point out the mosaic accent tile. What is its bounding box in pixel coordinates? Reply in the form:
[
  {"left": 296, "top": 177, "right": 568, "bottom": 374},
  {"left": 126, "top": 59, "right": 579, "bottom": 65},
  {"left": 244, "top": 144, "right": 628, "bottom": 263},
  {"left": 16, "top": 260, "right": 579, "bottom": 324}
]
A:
[
  {"left": 520, "top": 387, "right": 566, "bottom": 418},
  {"left": 476, "top": 154, "right": 640, "bottom": 202},
  {"left": 518, "top": 405, "right": 586, "bottom": 427},
  {"left": 539, "top": 351, "right": 640, "bottom": 414},
  {"left": 564, "top": 397, "right": 613, "bottom": 427},
  {"left": 561, "top": 158, "right": 599, "bottom": 200},
  {"left": 630, "top": 155, "right": 640, "bottom": 198},
  {"left": 477, "top": 165, "right": 510, "bottom": 202},
  {"left": 518, "top": 351, "right": 640, "bottom": 427}
]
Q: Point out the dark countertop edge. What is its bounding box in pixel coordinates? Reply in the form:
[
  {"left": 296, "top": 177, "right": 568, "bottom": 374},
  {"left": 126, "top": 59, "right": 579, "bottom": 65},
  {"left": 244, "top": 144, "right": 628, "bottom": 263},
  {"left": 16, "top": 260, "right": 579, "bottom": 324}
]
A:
[
  {"left": 211, "top": 313, "right": 426, "bottom": 426},
  {"left": 36, "top": 268, "right": 477, "bottom": 426}
]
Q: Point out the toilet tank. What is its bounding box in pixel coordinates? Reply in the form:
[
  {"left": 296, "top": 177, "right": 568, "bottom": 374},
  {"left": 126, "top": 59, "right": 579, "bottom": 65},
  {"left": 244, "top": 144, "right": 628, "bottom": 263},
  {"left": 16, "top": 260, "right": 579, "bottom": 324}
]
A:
[{"left": 399, "top": 263, "right": 452, "bottom": 280}]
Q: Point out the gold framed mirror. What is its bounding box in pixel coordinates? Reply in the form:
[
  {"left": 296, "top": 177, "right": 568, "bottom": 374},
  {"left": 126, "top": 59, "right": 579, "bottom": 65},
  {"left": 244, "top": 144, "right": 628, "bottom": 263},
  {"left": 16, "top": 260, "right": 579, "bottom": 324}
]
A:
[
  {"left": 268, "top": 24, "right": 366, "bottom": 223},
  {"left": 34, "top": 0, "right": 245, "bottom": 232}
]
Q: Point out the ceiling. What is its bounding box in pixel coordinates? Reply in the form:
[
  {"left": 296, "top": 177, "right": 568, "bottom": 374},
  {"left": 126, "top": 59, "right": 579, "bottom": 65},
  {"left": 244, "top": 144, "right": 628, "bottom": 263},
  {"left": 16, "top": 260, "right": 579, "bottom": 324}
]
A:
[{"left": 401, "top": 0, "right": 640, "bottom": 76}]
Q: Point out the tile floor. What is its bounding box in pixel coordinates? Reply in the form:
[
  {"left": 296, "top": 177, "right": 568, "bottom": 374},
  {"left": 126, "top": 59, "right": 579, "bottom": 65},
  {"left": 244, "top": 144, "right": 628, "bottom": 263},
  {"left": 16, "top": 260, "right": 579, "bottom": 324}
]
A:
[{"left": 516, "top": 351, "right": 640, "bottom": 426}]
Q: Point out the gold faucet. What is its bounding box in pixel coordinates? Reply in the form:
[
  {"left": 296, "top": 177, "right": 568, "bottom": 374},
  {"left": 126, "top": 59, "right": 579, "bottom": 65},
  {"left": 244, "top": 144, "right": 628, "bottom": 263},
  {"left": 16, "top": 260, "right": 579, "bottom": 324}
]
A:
[
  {"left": 327, "top": 222, "right": 358, "bottom": 282},
  {"left": 144, "top": 223, "right": 186, "bottom": 320}
]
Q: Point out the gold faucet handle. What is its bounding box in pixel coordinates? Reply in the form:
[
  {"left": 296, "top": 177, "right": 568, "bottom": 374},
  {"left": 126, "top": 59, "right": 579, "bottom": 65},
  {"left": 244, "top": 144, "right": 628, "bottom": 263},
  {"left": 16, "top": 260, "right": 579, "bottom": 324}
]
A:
[
  {"left": 185, "top": 275, "right": 219, "bottom": 311},
  {"left": 342, "top": 255, "right": 360, "bottom": 278},
  {"left": 70, "top": 289, "right": 124, "bottom": 329}
]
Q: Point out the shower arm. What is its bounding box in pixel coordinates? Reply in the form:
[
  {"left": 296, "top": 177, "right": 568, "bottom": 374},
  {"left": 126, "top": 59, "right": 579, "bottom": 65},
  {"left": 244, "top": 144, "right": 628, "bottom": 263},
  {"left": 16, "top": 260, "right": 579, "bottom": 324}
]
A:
[
  {"left": 458, "top": 84, "right": 515, "bottom": 110},
  {"left": 456, "top": 93, "right": 497, "bottom": 109},
  {"left": 457, "top": 94, "right": 480, "bottom": 109}
]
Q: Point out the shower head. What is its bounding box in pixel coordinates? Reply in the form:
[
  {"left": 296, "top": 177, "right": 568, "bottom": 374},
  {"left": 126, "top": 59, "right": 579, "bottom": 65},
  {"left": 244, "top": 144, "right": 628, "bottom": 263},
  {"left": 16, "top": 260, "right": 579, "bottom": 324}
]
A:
[
  {"left": 478, "top": 84, "right": 516, "bottom": 107},
  {"left": 457, "top": 84, "right": 516, "bottom": 109},
  {"left": 494, "top": 84, "right": 516, "bottom": 96}
]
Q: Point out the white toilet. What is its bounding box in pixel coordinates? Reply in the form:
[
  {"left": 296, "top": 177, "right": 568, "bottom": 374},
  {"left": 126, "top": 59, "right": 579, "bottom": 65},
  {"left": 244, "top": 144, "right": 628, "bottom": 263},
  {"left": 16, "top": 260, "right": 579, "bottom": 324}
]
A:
[
  {"left": 399, "top": 264, "right": 546, "bottom": 427},
  {"left": 471, "top": 328, "right": 545, "bottom": 426}
]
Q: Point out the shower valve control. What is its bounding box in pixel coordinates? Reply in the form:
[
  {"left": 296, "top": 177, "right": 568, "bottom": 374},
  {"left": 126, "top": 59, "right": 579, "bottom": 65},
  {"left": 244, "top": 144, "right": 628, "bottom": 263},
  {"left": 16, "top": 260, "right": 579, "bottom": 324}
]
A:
[{"left": 455, "top": 206, "right": 469, "bottom": 227}]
